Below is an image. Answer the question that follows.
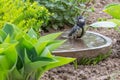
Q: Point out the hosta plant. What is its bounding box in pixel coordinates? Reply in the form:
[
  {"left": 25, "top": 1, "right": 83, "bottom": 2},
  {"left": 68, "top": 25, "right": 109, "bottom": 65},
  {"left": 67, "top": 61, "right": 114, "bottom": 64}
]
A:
[
  {"left": 0, "top": 0, "right": 50, "bottom": 32},
  {"left": 90, "top": 3, "right": 120, "bottom": 32},
  {"left": 0, "top": 23, "right": 75, "bottom": 80}
]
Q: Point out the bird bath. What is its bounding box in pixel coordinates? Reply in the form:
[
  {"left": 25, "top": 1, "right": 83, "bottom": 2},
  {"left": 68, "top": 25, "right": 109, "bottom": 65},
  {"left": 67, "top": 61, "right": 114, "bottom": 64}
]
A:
[{"left": 52, "top": 31, "right": 112, "bottom": 58}]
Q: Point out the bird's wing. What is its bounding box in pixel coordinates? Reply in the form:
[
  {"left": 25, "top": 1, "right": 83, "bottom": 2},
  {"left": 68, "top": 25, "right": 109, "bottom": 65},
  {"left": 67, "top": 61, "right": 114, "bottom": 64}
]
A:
[{"left": 68, "top": 25, "right": 77, "bottom": 36}]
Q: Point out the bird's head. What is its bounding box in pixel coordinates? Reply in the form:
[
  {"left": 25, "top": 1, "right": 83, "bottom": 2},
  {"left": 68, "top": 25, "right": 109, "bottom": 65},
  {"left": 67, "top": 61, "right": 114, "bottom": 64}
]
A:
[{"left": 76, "top": 16, "right": 85, "bottom": 27}]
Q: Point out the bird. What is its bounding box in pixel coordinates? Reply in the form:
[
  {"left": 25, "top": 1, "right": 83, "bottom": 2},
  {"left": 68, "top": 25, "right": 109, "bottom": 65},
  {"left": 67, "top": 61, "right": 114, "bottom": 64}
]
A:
[{"left": 68, "top": 16, "right": 85, "bottom": 39}]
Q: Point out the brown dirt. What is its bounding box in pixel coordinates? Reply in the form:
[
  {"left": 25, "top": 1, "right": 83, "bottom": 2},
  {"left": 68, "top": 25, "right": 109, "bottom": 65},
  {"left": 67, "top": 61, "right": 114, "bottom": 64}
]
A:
[{"left": 41, "top": 0, "right": 120, "bottom": 80}]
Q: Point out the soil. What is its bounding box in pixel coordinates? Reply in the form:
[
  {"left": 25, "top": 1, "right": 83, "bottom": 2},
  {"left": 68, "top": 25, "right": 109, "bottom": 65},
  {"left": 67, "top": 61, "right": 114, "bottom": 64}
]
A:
[{"left": 41, "top": 0, "right": 120, "bottom": 80}]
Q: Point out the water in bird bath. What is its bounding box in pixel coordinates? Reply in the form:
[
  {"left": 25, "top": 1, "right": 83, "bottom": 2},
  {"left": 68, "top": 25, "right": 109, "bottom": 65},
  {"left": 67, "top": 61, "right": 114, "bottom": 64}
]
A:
[{"left": 54, "top": 31, "right": 109, "bottom": 51}]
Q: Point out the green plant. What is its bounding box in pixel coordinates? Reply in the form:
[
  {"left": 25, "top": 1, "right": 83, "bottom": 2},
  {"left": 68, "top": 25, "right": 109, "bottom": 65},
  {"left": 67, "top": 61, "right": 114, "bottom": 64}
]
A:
[
  {"left": 0, "top": 23, "right": 75, "bottom": 80},
  {"left": 78, "top": 50, "right": 111, "bottom": 65},
  {"left": 90, "top": 3, "right": 120, "bottom": 32},
  {"left": 34, "top": 0, "right": 94, "bottom": 30},
  {"left": 0, "top": 0, "right": 50, "bottom": 33}
]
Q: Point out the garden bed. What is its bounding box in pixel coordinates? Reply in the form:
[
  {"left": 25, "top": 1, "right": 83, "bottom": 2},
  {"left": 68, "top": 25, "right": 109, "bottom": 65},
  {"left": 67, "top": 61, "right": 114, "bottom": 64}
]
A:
[{"left": 41, "top": 0, "right": 120, "bottom": 80}]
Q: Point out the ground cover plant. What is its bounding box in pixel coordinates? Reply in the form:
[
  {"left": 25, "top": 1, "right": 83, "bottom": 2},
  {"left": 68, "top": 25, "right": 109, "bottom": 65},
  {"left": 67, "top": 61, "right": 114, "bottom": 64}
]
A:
[
  {"left": 35, "top": 0, "right": 94, "bottom": 30},
  {"left": 0, "top": 0, "right": 50, "bottom": 33},
  {"left": 0, "top": 23, "right": 75, "bottom": 80}
]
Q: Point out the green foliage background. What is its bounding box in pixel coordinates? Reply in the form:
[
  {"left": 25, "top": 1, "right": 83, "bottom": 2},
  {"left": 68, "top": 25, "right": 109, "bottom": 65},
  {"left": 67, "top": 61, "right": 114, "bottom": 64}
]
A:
[
  {"left": 0, "top": 0, "right": 50, "bottom": 32},
  {"left": 35, "top": 0, "right": 93, "bottom": 30}
]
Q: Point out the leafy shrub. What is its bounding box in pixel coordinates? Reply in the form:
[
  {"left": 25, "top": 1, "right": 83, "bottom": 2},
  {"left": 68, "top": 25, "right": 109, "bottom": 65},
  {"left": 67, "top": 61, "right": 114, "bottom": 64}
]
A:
[
  {"left": 0, "top": 0, "right": 50, "bottom": 32},
  {"left": 0, "top": 23, "right": 75, "bottom": 80},
  {"left": 90, "top": 3, "right": 120, "bottom": 32},
  {"left": 35, "top": 0, "right": 94, "bottom": 30}
]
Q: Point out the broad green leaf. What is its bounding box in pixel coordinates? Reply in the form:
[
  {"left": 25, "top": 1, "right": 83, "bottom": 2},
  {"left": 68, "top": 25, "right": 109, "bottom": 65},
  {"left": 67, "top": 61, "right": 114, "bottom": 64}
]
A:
[
  {"left": 38, "top": 32, "right": 62, "bottom": 42},
  {"left": 29, "top": 38, "right": 37, "bottom": 45},
  {"left": 108, "top": 19, "right": 120, "bottom": 26},
  {"left": 16, "top": 48, "right": 25, "bottom": 70},
  {"left": 0, "top": 37, "right": 2, "bottom": 43},
  {"left": 0, "top": 48, "right": 4, "bottom": 54},
  {"left": 3, "top": 43, "right": 18, "bottom": 71},
  {"left": 27, "top": 28, "right": 37, "bottom": 39},
  {"left": 44, "top": 56, "right": 75, "bottom": 70},
  {"left": 104, "top": 4, "right": 120, "bottom": 19},
  {"left": 0, "top": 30, "right": 7, "bottom": 42},
  {"left": 0, "top": 42, "right": 17, "bottom": 74},
  {"left": 35, "top": 41, "right": 49, "bottom": 55},
  {"left": 0, "top": 55, "right": 9, "bottom": 71},
  {"left": 90, "top": 21, "right": 117, "bottom": 28},
  {"left": 37, "top": 56, "right": 75, "bottom": 78},
  {"left": 24, "top": 58, "right": 56, "bottom": 74},
  {"left": 2, "top": 23, "right": 20, "bottom": 40},
  {"left": 2, "top": 23, "right": 14, "bottom": 36},
  {"left": 15, "top": 31, "right": 24, "bottom": 40},
  {"left": 47, "top": 40, "right": 66, "bottom": 51},
  {"left": 24, "top": 51, "right": 31, "bottom": 64},
  {"left": 104, "top": 3, "right": 119, "bottom": 8},
  {"left": 0, "top": 72, "right": 6, "bottom": 80},
  {"left": 22, "top": 37, "right": 37, "bottom": 61},
  {"left": 25, "top": 47, "right": 38, "bottom": 61},
  {"left": 10, "top": 68, "right": 24, "bottom": 80},
  {"left": 40, "top": 48, "right": 53, "bottom": 58},
  {"left": 3, "top": 35, "right": 11, "bottom": 43}
]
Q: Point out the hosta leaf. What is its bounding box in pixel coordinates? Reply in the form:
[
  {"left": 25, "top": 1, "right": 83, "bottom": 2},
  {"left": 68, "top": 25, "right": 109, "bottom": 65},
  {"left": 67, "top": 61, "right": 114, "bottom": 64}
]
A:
[
  {"left": 3, "top": 43, "right": 18, "bottom": 71},
  {"left": 90, "top": 21, "right": 117, "bottom": 28},
  {"left": 27, "top": 28, "right": 37, "bottom": 39},
  {"left": 38, "top": 32, "right": 62, "bottom": 42},
  {"left": 38, "top": 56, "right": 75, "bottom": 75},
  {"left": 104, "top": 3, "right": 119, "bottom": 8},
  {"left": 24, "top": 50, "right": 31, "bottom": 64},
  {"left": 0, "top": 48, "right": 4, "bottom": 54},
  {"left": 24, "top": 58, "right": 56, "bottom": 74},
  {"left": 108, "top": 19, "right": 120, "bottom": 26},
  {"left": 15, "top": 31, "right": 24, "bottom": 40},
  {"left": 10, "top": 68, "right": 24, "bottom": 80},
  {"left": 2, "top": 23, "right": 20, "bottom": 40},
  {"left": 16, "top": 43, "right": 25, "bottom": 70},
  {"left": 2, "top": 23, "right": 14, "bottom": 36},
  {"left": 40, "top": 48, "right": 53, "bottom": 58},
  {"left": 104, "top": 4, "right": 120, "bottom": 19},
  {"left": 0, "top": 55, "right": 9, "bottom": 71},
  {"left": 47, "top": 40, "right": 66, "bottom": 51},
  {"left": 35, "top": 41, "right": 49, "bottom": 55},
  {"left": 29, "top": 38, "right": 37, "bottom": 45},
  {"left": 0, "top": 72, "right": 6, "bottom": 80},
  {"left": 0, "top": 30, "right": 7, "bottom": 42},
  {"left": 0, "top": 42, "right": 18, "bottom": 73},
  {"left": 22, "top": 37, "right": 37, "bottom": 61},
  {"left": 3, "top": 35, "right": 11, "bottom": 43}
]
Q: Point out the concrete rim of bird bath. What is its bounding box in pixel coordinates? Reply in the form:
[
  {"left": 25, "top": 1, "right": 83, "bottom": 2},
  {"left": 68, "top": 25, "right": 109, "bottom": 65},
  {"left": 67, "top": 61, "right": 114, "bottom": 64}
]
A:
[{"left": 52, "top": 31, "right": 112, "bottom": 58}]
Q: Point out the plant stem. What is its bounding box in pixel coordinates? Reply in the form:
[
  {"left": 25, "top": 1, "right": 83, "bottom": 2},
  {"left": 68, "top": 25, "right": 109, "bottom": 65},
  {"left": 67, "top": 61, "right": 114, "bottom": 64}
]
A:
[{"left": 73, "top": 60, "right": 78, "bottom": 70}]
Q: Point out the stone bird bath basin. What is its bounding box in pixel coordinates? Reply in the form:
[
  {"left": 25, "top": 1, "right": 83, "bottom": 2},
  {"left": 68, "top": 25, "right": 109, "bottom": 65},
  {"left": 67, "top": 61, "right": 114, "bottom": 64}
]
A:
[{"left": 52, "top": 31, "right": 112, "bottom": 59}]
